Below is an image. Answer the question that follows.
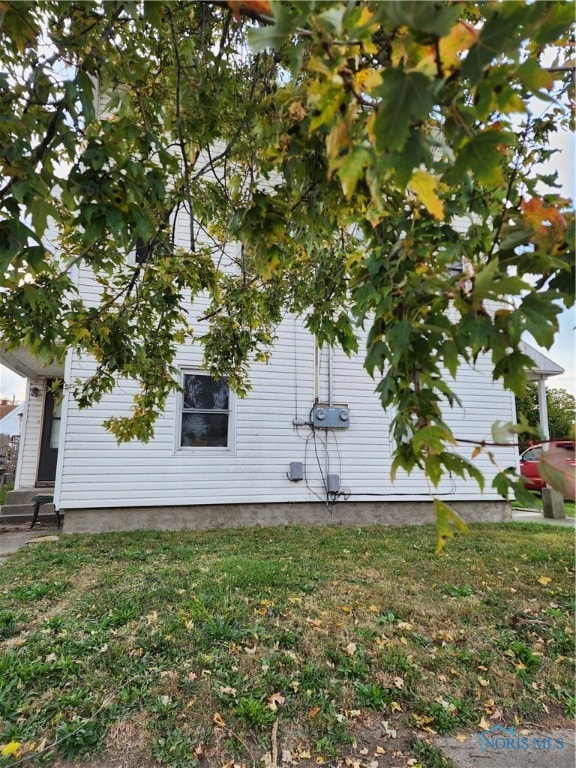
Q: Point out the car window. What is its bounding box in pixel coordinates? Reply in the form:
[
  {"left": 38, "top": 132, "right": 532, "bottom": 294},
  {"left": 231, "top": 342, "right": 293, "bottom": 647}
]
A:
[
  {"left": 522, "top": 447, "right": 542, "bottom": 461},
  {"left": 559, "top": 444, "right": 575, "bottom": 454}
]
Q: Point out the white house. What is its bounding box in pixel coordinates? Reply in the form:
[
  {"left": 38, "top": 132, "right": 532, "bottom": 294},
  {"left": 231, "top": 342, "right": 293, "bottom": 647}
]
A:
[
  {"left": 3, "top": 189, "right": 565, "bottom": 532},
  {"left": 0, "top": 400, "right": 24, "bottom": 439},
  {"left": 1, "top": 201, "right": 544, "bottom": 532}
]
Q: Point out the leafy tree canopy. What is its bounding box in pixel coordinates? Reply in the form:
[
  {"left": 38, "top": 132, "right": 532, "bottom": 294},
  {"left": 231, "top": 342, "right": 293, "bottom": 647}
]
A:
[
  {"left": 516, "top": 385, "right": 576, "bottom": 450},
  {"left": 0, "top": 0, "right": 574, "bottom": 509}
]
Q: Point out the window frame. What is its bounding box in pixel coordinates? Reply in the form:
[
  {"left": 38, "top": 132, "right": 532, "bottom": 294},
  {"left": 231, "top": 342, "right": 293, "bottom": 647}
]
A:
[{"left": 176, "top": 369, "right": 234, "bottom": 452}]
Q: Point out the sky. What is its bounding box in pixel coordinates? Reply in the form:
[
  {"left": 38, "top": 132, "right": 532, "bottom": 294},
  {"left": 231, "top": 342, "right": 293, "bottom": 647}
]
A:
[{"left": 1, "top": 125, "right": 574, "bottom": 403}]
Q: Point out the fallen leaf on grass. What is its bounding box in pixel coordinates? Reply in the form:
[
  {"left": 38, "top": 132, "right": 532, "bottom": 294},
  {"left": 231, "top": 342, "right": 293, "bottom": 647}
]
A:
[
  {"left": 213, "top": 712, "right": 226, "bottom": 727},
  {"left": 345, "top": 642, "right": 357, "bottom": 656},
  {"left": 267, "top": 693, "right": 285, "bottom": 711},
  {"left": 537, "top": 576, "right": 552, "bottom": 585},
  {"left": 1, "top": 742, "right": 21, "bottom": 757},
  {"left": 307, "top": 706, "right": 321, "bottom": 719}
]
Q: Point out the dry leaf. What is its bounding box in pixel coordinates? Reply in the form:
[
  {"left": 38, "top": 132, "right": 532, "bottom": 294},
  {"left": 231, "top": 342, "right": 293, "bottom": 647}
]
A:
[
  {"left": 537, "top": 576, "right": 552, "bottom": 585},
  {"left": 345, "top": 642, "right": 357, "bottom": 656},
  {"left": 308, "top": 707, "right": 321, "bottom": 719},
  {"left": 477, "top": 677, "right": 489, "bottom": 687},
  {"left": 267, "top": 693, "right": 285, "bottom": 711},
  {"left": 213, "top": 712, "right": 226, "bottom": 727}
]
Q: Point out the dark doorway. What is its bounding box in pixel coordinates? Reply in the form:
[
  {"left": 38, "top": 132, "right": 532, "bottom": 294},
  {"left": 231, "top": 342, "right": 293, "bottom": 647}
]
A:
[{"left": 36, "top": 384, "right": 62, "bottom": 485}]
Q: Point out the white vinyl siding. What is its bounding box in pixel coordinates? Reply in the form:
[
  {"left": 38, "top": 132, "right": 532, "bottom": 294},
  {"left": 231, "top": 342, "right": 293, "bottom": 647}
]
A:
[
  {"left": 54, "top": 205, "right": 517, "bottom": 510},
  {"left": 14, "top": 380, "right": 44, "bottom": 488}
]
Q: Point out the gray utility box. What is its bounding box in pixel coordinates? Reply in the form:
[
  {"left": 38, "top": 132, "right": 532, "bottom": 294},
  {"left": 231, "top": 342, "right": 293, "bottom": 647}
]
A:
[{"left": 312, "top": 404, "right": 350, "bottom": 429}]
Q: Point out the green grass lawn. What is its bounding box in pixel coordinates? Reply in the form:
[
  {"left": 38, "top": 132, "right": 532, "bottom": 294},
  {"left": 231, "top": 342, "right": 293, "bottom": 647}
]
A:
[{"left": 0, "top": 523, "right": 574, "bottom": 767}]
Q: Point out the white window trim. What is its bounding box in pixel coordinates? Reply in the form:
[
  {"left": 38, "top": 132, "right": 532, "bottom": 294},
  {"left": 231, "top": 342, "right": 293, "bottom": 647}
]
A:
[{"left": 175, "top": 368, "right": 235, "bottom": 453}]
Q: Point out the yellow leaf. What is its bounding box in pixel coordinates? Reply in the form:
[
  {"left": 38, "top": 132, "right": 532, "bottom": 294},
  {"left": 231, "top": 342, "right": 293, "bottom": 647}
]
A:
[
  {"left": 478, "top": 716, "right": 490, "bottom": 730},
  {"left": 390, "top": 701, "right": 402, "bottom": 713},
  {"left": 434, "top": 499, "right": 469, "bottom": 555},
  {"left": 455, "top": 734, "right": 468, "bottom": 742},
  {"left": 1, "top": 742, "right": 21, "bottom": 757},
  {"left": 537, "top": 576, "right": 552, "bottom": 585},
  {"left": 477, "top": 677, "right": 489, "bottom": 687},
  {"left": 409, "top": 171, "right": 445, "bottom": 221},
  {"left": 438, "top": 22, "right": 478, "bottom": 73},
  {"left": 213, "top": 712, "right": 226, "bottom": 727},
  {"left": 354, "top": 68, "right": 383, "bottom": 94}
]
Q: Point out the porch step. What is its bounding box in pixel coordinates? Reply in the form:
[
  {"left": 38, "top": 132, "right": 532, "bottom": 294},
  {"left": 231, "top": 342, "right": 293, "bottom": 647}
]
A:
[
  {"left": 0, "top": 511, "right": 62, "bottom": 527},
  {"left": 0, "top": 488, "right": 61, "bottom": 528},
  {"left": 1, "top": 502, "right": 55, "bottom": 517},
  {"left": 3, "top": 489, "right": 41, "bottom": 506}
]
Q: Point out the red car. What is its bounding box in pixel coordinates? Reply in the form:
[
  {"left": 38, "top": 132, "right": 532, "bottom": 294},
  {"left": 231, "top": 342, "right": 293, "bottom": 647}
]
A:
[{"left": 520, "top": 440, "right": 575, "bottom": 491}]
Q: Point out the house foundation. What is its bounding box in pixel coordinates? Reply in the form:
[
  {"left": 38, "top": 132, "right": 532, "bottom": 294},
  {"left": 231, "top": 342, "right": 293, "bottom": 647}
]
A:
[{"left": 61, "top": 500, "right": 511, "bottom": 534}]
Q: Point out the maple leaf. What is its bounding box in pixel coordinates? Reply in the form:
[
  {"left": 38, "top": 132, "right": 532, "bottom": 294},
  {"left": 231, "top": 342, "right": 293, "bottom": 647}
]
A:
[
  {"left": 409, "top": 170, "right": 444, "bottom": 220},
  {"left": 434, "top": 499, "right": 469, "bottom": 555},
  {"left": 438, "top": 21, "right": 478, "bottom": 72},
  {"left": 227, "top": 0, "right": 271, "bottom": 21}
]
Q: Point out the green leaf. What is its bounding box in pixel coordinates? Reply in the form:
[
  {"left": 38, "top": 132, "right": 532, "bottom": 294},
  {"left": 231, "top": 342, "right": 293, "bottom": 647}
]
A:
[
  {"left": 336, "top": 147, "right": 369, "bottom": 199},
  {"left": 434, "top": 499, "right": 469, "bottom": 556},
  {"left": 77, "top": 71, "right": 96, "bottom": 125},
  {"left": 377, "top": 1, "right": 460, "bottom": 37},
  {"left": 452, "top": 130, "right": 516, "bottom": 187},
  {"left": 374, "top": 71, "right": 435, "bottom": 152}
]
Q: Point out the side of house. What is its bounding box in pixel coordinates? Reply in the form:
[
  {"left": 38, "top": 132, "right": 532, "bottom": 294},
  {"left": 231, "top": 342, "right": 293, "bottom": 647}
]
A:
[{"left": 0, "top": 206, "right": 523, "bottom": 532}]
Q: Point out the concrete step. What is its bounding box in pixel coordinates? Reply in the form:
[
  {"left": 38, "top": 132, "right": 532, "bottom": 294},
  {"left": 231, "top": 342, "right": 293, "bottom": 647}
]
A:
[
  {"left": 0, "top": 511, "right": 62, "bottom": 527},
  {"left": 1, "top": 502, "right": 55, "bottom": 517},
  {"left": 4, "top": 488, "right": 54, "bottom": 506}
]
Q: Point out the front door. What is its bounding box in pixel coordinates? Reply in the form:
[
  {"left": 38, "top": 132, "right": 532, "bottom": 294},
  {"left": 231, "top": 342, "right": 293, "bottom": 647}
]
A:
[{"left": 36, "top": 384, "right": 62, "bottom": 485}]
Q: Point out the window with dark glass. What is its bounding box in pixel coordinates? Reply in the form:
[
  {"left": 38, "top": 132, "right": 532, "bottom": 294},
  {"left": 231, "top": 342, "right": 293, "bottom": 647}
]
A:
[{"left": 181, "top": 374, "right": 229, "bottom": 447}]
